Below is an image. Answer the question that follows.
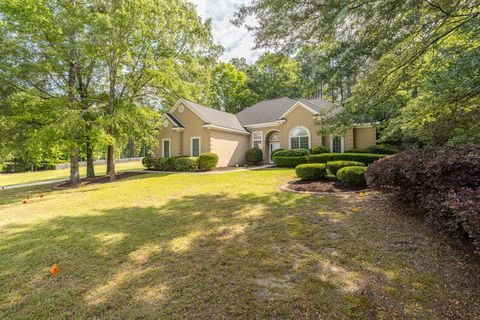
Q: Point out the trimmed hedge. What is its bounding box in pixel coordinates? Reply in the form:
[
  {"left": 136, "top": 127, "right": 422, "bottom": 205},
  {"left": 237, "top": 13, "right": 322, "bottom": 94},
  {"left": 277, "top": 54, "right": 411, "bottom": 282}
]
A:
[
  {"left": 273, "top": 156, "right": 308, "bottom": 167},
  {"left": 274, "top": 148, "right": 310, "bottom": 157},
  {"left": 337, "top": 166, "right": 367, "bottom": 187},
  {"left": 295, "top": 163, "right": 327, "bottom": 180},
  {"left": 246, "top": 148, "right": 263, "bottom": 164},
  {"left": 271, "top": 148, "right": 285, "bottom": 157},
  {"left": 366, "top": 145, "right": 480, "bottom": 254},
  {"left": 311, "top": 145, "right": 330, "bottom": 154},
  {"left": 165, "top": 156, "right": 199, "bottom": 171},
  {"left": 198, "top": 153, "right": 218, "bottom": 171},
  {"left": 327, "top": 160, "right": 365, "bottom": 175},
  {"left": 350, "top": 144, "right": 397, "bottom": 155},
  {"left": 309, "top": 153, "right": 384, "bottom": 165},
  {"left": 142, "top": 157, "right": 167, "bottom": 170}
]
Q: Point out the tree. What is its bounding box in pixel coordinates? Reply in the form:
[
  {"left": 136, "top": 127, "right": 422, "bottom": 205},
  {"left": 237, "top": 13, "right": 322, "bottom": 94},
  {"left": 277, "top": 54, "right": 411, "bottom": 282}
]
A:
[
  {"left": 235, "top": 0, "right": 480, "bottom": 145},
  {"left": 210, "top": 63, "right": 253, "bottom": 113}
]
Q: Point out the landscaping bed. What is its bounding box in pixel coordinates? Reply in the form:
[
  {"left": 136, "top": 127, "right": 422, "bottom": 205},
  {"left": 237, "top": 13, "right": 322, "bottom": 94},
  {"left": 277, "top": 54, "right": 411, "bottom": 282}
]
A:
[{"left": 284, "top": 179, "right": 366, "bottom": 193}]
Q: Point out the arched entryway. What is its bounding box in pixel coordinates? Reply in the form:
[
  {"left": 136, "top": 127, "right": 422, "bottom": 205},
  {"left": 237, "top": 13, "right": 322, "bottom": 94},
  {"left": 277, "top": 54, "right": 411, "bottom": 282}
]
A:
[{"left": 265, "top": 130, "right": 281, "bottom": 163}]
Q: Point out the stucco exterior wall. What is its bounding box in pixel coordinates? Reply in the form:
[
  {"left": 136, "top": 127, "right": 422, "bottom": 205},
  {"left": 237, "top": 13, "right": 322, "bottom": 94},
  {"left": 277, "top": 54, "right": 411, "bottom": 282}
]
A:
[
  {"left": 248, "top": 125, "right": 284, "bottom": 163},
  {"left": 209, "top": 129, "right": 249, "bottom": 167},
  {"left": 282, "top": 106, "right": 322, "bottom": 148},
  {"left": 344, "top": 128, "right": 354, "bottom": 151},
  {"left": 170, "top": 103, "right": 210, "bottom": 156},
  {"left": 353, "top": 127, "right": 377, "bottom": 149},
  {"left": 155, "top": 121, "right": 182, "bottom": 157}
]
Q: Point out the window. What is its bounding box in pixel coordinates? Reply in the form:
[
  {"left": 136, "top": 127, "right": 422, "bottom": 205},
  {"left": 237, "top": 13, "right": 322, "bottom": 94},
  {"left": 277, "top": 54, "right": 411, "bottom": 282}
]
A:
[
  {"left": 289, "top": 127, "right": 310, "bottom": 149},
  {"left": 330, "top": 136, "right": 344, "bottom": 153},
  {"left": 191, "top": 137, "right": 200, "bottom": 156},
  {"left": 269, "top": 132, "right": 280, "bottom": 142},
  {"left": 252, "top": 131, "right": 263, "bottom": 149},
  {"left": 162, "top": 139, "right": 170, "bottom": 158}
]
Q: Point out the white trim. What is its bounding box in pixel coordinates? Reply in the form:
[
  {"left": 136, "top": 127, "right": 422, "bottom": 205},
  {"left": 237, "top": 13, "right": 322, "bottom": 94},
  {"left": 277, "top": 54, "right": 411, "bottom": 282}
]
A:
[
  {"left": 190, "top": 136, "right": 201, "bottom": 157},
  {"left": 202, "top": 124, "right": 250, "bottom": 135},
  {"left": 330, "top": 135, "right": 345, "bottom": 153},
  {"left": 265, "top": 129, "right": 280, "bottom": 142},
  {"left": 172, "top": 127, "right": 184, "bottom": 132},
  {"left": 288, "top": 126, "right": 311, "bottom": 149},
  {"left": 251, "top": 131, "right": 263, "bottom": 149},
  {"left": 280, "top": 102, "right": 318, "bottom": 119},
  {"left": 159, "top": 113, "right": 185, "bottom": 128},
  {"left": 244, "top": 120, "right": 285, "bottom": 129},
  {"left": 162, "top": 138, "right": 171, "bottom": 158},
  {"left": 170, "top": 99, "right": 209, "bottom": 123}
]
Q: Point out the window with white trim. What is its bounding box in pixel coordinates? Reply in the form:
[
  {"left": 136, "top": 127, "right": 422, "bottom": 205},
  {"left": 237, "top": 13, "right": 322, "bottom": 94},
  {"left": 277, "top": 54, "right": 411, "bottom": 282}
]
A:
[
  {"left": 252, "top": 131, "right": 263, "bottom": 149},
  {"left": 331, "top": 136, "right": 344, "bottom": 153},
  {"left": 191, "top": 137, "right": 200, "bottom": 156},
  {"left": 162, "top": 139, "right": 170, "bottom": 158},
  {"left": 290, "top": 127, "right": 309, "bottom": 149}
]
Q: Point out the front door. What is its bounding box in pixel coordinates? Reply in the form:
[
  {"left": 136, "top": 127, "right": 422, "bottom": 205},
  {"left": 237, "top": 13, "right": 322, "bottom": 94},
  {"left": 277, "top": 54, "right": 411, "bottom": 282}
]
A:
[{"left": 269, "top": 142, "right": 281, "bottom": 163}]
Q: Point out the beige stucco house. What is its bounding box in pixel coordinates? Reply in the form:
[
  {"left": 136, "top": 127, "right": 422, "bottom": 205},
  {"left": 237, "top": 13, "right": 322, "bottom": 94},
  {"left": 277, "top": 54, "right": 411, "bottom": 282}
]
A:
[{"left": 155, "top": 97, "right": 377, "bottom": 167}]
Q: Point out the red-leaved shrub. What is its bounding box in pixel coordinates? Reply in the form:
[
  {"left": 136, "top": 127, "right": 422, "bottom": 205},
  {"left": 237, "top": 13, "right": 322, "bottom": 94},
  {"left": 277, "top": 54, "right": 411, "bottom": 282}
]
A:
[{"left": 366, "top": 145, "right": 480, "bottom": 254}]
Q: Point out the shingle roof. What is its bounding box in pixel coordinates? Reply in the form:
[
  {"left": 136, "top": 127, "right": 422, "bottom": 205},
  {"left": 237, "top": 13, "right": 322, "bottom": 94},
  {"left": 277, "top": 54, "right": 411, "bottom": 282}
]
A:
[
  {"left": 182, "top": 100, "right": 248, "bottom": 133},
  {"left": 165, "top": 113, "right": 184, "bottom": 128},
  {"left": 235, "top": 97, "right": 332, "bottom": 126}
]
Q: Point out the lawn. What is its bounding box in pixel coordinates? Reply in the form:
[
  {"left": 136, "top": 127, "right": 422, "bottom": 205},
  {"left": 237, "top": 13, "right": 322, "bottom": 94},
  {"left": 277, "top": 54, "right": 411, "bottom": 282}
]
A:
[
  {"left": 0, "top": 169, "right": 479, "bottom": 319},
  {"left": 0, "top": 161, "right": 144, "bottom": 187}
]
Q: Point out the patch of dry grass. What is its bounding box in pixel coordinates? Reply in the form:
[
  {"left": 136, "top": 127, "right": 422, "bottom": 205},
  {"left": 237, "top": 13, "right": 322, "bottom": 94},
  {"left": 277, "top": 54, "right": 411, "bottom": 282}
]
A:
[{"left": 0, "top": 168, "right": 479, "bottom": 319}]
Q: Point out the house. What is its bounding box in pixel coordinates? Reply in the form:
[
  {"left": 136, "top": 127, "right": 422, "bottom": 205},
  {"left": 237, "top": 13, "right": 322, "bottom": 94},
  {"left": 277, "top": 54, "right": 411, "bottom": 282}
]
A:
[{"left": 155, "top": 97, "right": 377, "bottom": 167}]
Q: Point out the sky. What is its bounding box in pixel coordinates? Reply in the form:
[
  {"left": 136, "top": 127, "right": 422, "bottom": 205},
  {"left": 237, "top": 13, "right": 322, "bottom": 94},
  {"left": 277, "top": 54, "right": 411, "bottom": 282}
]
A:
[{"left": 190, "top": 0, "right": 265, "bottom": 63}]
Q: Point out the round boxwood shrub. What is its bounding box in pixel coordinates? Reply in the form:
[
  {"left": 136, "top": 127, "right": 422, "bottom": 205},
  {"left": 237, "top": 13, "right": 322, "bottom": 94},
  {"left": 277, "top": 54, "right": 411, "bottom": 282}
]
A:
[
  {"left": 246, "top": 148, "right": 263, "bottom": 164},
  {"left": 311, "top": 145, "right": 330, "bottom": 154},
  {"left": 142, "top": 157, "right": 167, "bottom": 170},
  {"left": 326, "top": 160, "right": 365, "bottom": 175},
  {"left": 273, "top": 156, "right": 308, "bottom": 167},
  {"left": 274, "top": 148, "right": 310, "bottom": 157},
  {"left": 295, "top": 163, "right": 327, "bottom": 180},
  {"left": 165, "top": 156, "right": 199, "bottom": 171},
  {"left": 198, "top": 153, "right": 219, "bottom": 171},
  {"left": 337, "top": 166, "right": 367, "bottom": 187}
]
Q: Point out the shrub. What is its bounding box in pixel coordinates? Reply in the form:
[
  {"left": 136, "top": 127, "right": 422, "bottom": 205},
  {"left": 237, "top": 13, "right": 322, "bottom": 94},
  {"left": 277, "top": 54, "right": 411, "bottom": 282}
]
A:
[
  {"left": 311, "top": 145, "right": 330, "bottom": 154},
  {"left": 308, "top": 153, "right": 384, "bottom": 165},
  {"left": 366, "top": 145, "right": 480, "bottom": 254},
  {"left": 245, "top": 148, "right": 263, "bottom": 164},
  {"left": 326, "top": 161, "right": 365, "bottom": 175},
  {"left": 295, "top": 163, "right": 327, "bottom": 180},
  {"left": 273, "top": 156, "right": 308, "bottom": 167},
  {"left": 274, "top": 148, "right": 310, "bottom": 157},
  {"left": 165, "top": 156, "right": 199, "bottom": 171},
  {"left": 198, "top": 153, "right": 219, "bottom": 171},
  {"left": 337, "top": 166, "right": 367, "bottom": 187},
  {"left": 271, "top": 148, "right": 285, "bottom": 157},
  {"left": 350, "top": 144, "right": 397, "bottom": 155},
  {"left": 142, "top": 157, "right": 166, "bottom": 170}
]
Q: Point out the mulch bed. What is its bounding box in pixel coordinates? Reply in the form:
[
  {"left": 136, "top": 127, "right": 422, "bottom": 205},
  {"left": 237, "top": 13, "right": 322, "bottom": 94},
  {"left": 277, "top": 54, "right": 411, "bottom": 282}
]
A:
[
  {"left": 283, "top": 179, "right": 367, "bottom": 193},
  {"left": 54, "top": 172, "right": 148, "bottom": 189}
]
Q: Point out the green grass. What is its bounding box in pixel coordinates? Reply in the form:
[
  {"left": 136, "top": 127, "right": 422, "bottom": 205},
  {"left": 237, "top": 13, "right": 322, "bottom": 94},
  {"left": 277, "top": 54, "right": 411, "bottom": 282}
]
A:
[
  {"left": 0, "top": 168, "right": 479, "bottom": 319},
  {"left": 0, "top": 161, "right": 144, "bottom": 187}
]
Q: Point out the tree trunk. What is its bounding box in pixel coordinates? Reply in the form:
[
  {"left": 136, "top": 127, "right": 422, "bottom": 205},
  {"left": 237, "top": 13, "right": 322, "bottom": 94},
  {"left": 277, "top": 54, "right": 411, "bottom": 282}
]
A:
[
  {"left": 86, "top": 140, "right": 95, "bottom": 178},
  {"left": 107, "top": 143, "right": 115, "bottom": 181},
  {"left": 70, "top": 148, "right": 80, "bottom": 183}
]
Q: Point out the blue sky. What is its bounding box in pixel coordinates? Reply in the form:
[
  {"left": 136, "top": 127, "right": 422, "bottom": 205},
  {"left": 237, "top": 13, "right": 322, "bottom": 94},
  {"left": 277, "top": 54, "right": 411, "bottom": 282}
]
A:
[{"left": 190, "top": 0, "right": 264, "bottom": 63}]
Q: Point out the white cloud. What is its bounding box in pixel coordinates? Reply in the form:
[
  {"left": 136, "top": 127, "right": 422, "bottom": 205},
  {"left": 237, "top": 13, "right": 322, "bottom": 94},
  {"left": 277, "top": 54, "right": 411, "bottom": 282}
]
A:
[{"left": 190, "top": 0, "right": 265, "bottom": 63}]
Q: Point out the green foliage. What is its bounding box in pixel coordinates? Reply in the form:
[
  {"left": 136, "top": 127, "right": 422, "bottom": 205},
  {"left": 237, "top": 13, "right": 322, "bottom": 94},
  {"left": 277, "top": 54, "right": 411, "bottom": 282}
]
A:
[
  {"left": 310, "top": 146, "right": 330, "bottom": 154},
  {"left": 295, "top": 163, "right": 327, "bottom": 180},
  {"left": 350, "top": 144, "right": 396, "bottom": 155},
  {"left": 326, "top": 161, "right": 365, "bottom": 175},
  {"left": 245, "top": 148, "right": 263, "bottom": 164},
  {"left": 274, "top": 149, "right": 310, "bottom": 157},
  {"left": 273, "top": 156, "right": 308, "bottom": 167},
  {"left": 337, "top": 166, "right": 367, "bottom": 187},
  {"left": 198, "top": 153, "right": 219, "bottom": 171},
  {"left": 210, "top": 63, "right": 254, "bottom": 113},
  {"left": 142, "top": 157, "right": 167, "bottom": 171},
  {"left": 271, "top": 149, "right": 285, "bottom": 157},
  {"left": 309, "top": 153, "right": 384, "bottom": 165},
  {"left": 165, "top": 156, "right": 199, "bottom": 172}
]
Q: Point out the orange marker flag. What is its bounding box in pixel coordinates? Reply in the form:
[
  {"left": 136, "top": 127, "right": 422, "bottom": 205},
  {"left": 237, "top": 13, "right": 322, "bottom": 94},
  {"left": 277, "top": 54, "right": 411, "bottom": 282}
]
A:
[{"left": 50, "top": 264, "right": 60, "bottom": 276}]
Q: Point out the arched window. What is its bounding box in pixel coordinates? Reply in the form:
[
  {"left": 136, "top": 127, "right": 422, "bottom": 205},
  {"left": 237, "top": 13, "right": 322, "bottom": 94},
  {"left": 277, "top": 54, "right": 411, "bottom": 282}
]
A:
[{"left": 289, "top": 127, "right": 310, "bottom": 149}]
